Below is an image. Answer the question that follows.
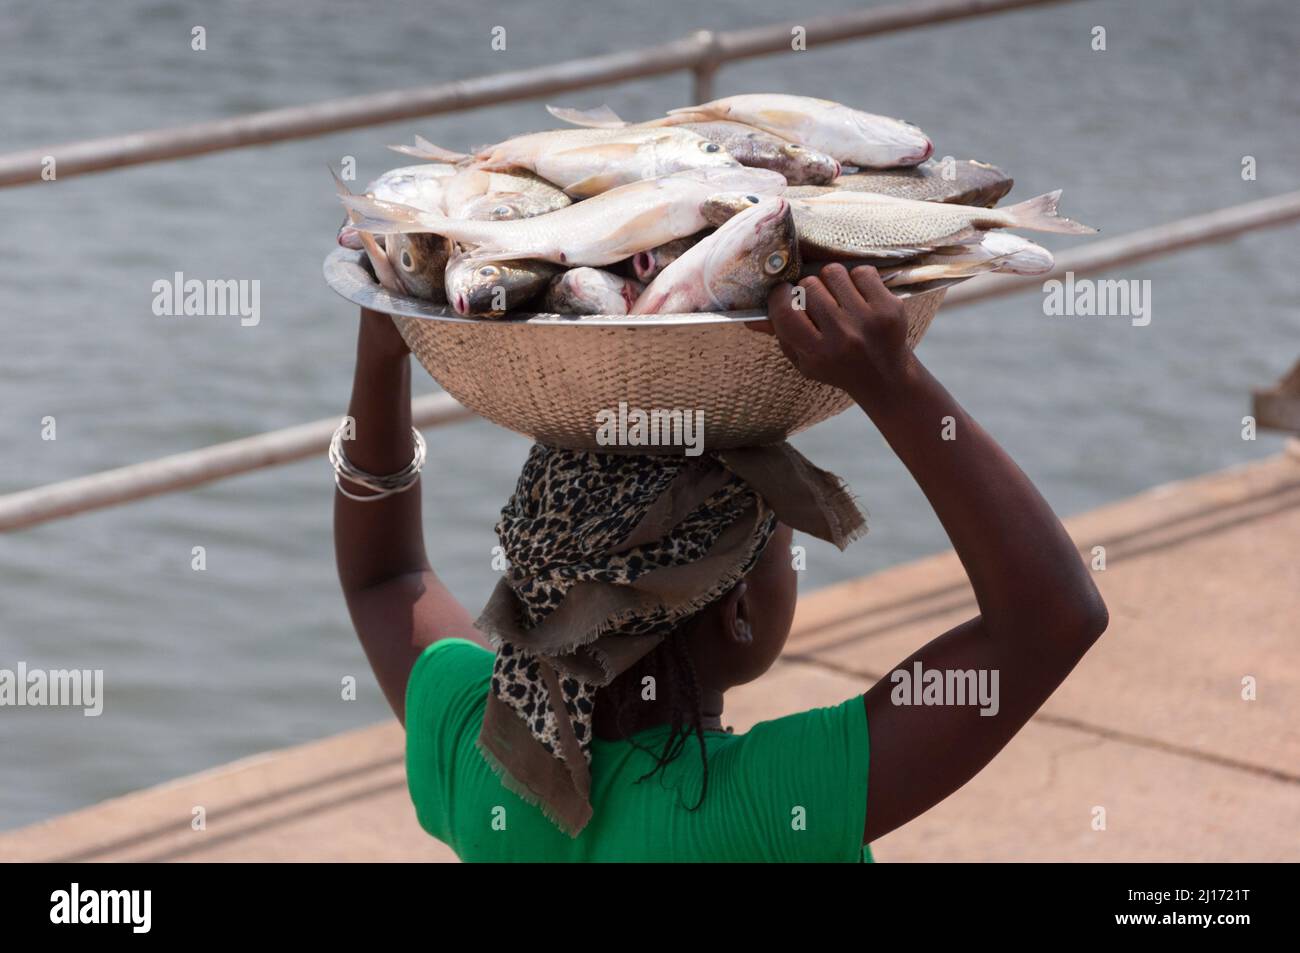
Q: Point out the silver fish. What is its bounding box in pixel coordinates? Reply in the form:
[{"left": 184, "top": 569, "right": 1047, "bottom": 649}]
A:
[
  {"left": 340, "top": 166, "right": 787, "bottom": 267},
  {"left": 667, "top": 94, "right": 932, "bottom": 169},
  {"left": 386, "top": 232, "right": 452, "bottom": 300},
  {"left": 631, "top": 198, "right": 800, "bottom": 314},
  {"left": 402, "top": 126, "right": 742, "bottom": 199},
  {"left": 545, "top": 106, "right": 840, "bottom": 185},
  {"left": 704, "top": 189, "right": 1094, "bottom": 260},
  {"left": 441, "top": 167, "right": 572, "bottom": 220},
  {"left": 333, "top": 168, "right": 450, "bottom": 301},
  {"left": 879, "top": 232, "right": 1055, "bottom": 286},
  {"left": 631, "top": 232, "right": 709, "bottom": 282},
  {"left": 444, "top": 253, "right": 558, "bottom": 318},
  {"left": 543, "top": 268, "right": 644, "bottom": 315},
  {"left": 785, "top": 158, "right": 1014, "bottom": 208},
  {"left": 336, "top": 164, "right": 455, "bottom": 250}
]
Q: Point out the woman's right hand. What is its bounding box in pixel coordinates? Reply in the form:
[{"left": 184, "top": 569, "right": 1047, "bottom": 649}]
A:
[{"left": 752, "top": 263, "right": 915, "bottom": 402}]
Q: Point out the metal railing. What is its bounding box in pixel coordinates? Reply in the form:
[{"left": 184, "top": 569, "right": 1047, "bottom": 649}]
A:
[
  {"left": 4, "top": 191, "right": 1298, "bottom": 533},
  {"left": 4, "top": 0, "right": 1297, "bottom": 534},
  {"left": 0, "top": 0, "right": 1076, "bottom": 187}
]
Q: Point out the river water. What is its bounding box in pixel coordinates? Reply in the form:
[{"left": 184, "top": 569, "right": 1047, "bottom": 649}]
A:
[{"left": 1, "top": 0, "right": 1297, "bottom": 829}]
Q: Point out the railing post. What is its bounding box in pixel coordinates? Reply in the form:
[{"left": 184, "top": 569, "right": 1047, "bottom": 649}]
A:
[{"left": 690, "top": 30, "right": 721, "bottom": 104}]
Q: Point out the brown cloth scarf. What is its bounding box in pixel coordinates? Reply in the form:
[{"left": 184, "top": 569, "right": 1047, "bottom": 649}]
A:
[{"left": 474, "top": 441, "right": 866, "bottom": 835}]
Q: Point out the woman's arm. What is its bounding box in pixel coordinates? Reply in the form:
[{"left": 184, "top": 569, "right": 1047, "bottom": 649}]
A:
[
  {"left": 334, "top": 308, "right": 480, "bottom": 723},
  {"left": 761, "top": 264, "right": 1109, "bottom": 843}
]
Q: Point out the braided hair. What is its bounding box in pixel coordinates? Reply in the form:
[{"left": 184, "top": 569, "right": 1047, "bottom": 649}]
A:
[{"left": 604, "top": 625, "right": 712, "bottom": 811}]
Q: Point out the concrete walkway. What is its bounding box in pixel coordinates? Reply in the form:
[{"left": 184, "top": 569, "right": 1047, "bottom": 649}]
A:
[{"left": 4, "top": 444, "right": 1298, "bottom": 862}]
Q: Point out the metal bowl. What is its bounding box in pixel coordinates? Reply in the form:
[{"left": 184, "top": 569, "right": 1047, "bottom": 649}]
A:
[{"left": 324, "top": 247, "right": 961, "bottom": 452}]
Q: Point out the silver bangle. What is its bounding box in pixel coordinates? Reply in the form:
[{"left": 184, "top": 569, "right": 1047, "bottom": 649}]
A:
[{"left": 329, "top": 421, "right": 426, "bottom": 502}]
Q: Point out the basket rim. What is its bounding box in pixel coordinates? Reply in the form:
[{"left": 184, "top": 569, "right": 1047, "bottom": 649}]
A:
[{"left": 323, "top": 246, "right": 966, "bottom": 327}]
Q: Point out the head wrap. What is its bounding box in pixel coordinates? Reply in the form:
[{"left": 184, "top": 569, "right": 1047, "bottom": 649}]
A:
[{"left": 474, "top": 441, "right": 866, "bottom": 835}]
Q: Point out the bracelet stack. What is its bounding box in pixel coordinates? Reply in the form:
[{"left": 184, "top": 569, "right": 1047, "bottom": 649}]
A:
[{"left": 329, "top": 421, "right": 426, "bottom": 502}]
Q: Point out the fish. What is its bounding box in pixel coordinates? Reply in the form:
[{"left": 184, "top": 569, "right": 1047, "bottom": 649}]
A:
[
  {"left": 444, "top": 252, "right": 558, "bottom": 318},
  {"left": 669, "top": 120, "right": 839, "bottom": 185},
  {"left": 386, "top": 233, "right": 453, "bottom": 300},
  {"left": 339, "top": 166, "right": 788, "bottom": 267},
  {"left": 542, "top": 268, "right": 644, "bottom": 315},
  {"left": 703, "top": 189, "right": 1095, "bottom": 260},
  {"left": 807, "top": 234, "right": 1054, "bottom": 286},
  {"left": 631, "top": 232, "right": 710, "bottom": 282},
  {"left": 336, "top": 163, "right": 456, "bottom": 250},
  {"left": 784, "top": 158, "right": 1014, "bottom": 208},
  {"left": 440, "top": 167, "right": 572, "bottom": 220},
  {"left": 403, "top": 126, "right": 742, "bottom": 199},
  {"left": 332, "top": 168, "right": 450, "bottom": 301},
  {"left": 631, "top": 197, "right": 800, "bottom": 314},
  {"left": 666, "top": 94, "right": 932, "bottom": 169},
  {"left": 879, "top": 232, "right": 1054, "bottom": 285},
  {"left": 546, "top": 106, "right": 840, "bottom": 185}
]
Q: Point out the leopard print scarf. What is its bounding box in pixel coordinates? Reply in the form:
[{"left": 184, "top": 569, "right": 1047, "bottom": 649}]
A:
[{"left": 474, "top": 441, "right": 866, "bottom": 835}]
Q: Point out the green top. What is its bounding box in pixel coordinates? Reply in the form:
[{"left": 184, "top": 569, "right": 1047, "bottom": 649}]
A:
[{"left": 405, "top": 639, "right": 874, "bottom": 862}]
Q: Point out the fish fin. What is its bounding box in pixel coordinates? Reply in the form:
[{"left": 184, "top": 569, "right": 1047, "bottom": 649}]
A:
[
  {"left": 600, "top": 206, "right": 677, "bottom": 256},
  {"left": 460, "top": 249, "right": 543, "bottom": 265},
  {"left": 387, "top": 137, "right": 472, "bottom": 163},
  {"left": 800, "top": 242, "right": 932, "bottom": 261},
  {"left": 999, "top": 190, "right": 1097, "bottom": 235},
  {"left": 545, "top": 104, "right": 629, "bottom": 128},
  {"left": 358, "top": 231, "right": 405, "bottom": 293},
  {"left": 564, "top": 171, "right": 632, "bottom": 198},
  {"left": 339, "top": 193, "right": 448, "bottom": 235},
  {"left": 666, "top": 106, "right": 719, "bottom": 120},
  {"left": 330, "top": 167, "right": 370, "bottom": 249},
  {"left": 329, "top": 165, "right": 356, "bottom": 199},
  {"left": 934, "top": 227, "right": 985, "bottom": 247}
]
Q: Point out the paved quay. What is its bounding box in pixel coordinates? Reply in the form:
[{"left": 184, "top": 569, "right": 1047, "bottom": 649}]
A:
[{"left": 4, "top": 443, "right": 1297, "bottom": 862}]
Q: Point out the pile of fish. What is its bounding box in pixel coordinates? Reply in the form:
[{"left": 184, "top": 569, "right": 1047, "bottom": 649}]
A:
[{"left": 335, "top": 93, "right": 1092, "bottom": 318}]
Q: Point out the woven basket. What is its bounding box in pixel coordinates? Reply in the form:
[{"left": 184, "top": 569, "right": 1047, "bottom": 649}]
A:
[{"left": 324, "top": 248, "right": 959, "bottom": 452}]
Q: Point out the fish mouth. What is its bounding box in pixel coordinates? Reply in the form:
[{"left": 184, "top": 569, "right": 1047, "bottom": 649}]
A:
[
  {"left": 633, "top": 251, "right": 655, "bottom": 281},
  {"left": 454, "top": 292, "right": 468, "bottom": 315},
  {"left": 909, "top": 139, "right": 935, "bottom": 163},
  {"left": 337, "top": 223, "right": 364, "bottom": 250}
]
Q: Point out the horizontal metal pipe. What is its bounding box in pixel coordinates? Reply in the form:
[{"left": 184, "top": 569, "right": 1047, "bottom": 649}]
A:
[
  {"left": 3, "top": 189, "right": 1293, "bottom": 533},
  {"left": 945, "top": 190, "right": 1300, "bottom": 307},
  {"left": 0, "top": 394, "right": 475, "bottom": 532},
  {"left": 0, "top": 0, "right": 1075, "bottom": 188}
]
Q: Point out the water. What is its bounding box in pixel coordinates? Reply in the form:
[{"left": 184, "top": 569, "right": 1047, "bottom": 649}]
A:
[{"left": 1, "top": 0, "right": 1296, "bottom": 831}]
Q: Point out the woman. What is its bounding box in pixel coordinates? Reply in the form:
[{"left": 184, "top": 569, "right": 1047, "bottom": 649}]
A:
[{"left": 334, "top": 263, "right": 1108, "bottom": 862}]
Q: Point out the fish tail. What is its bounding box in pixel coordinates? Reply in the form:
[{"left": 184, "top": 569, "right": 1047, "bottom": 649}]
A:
[
  {"left": 387, "top": 135, "right": 473, "bottom": 164},
  {"left": 546, "top": 104, "right": 628, "bottom": 128},
  {"left": 999, "top": 190, "right": 1097, "bottom": 235}
]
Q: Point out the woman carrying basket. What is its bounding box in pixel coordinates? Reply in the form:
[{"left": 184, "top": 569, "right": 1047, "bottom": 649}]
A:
[{"left": 333, "top": 262, "right": 1108, "bottom": 862}]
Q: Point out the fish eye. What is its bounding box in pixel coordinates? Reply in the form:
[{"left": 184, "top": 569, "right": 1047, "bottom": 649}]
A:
[
  {"left": 745, "top": 194, "right": 759, "bottom": 204},
  {"left": 700, "top": 142, "right": 721, "bottom": 153},
  {"left": 763, "top": 251, "right": 788, "bottom": 275},
  {"left": 479, "top": 265, "right": 499, "bottom": 277},
  {"left": 784, "top": 144, "right": 804, "bottom": 153},
  {"left": 490, "top": 205, "right": 514, "bottom": 219},
  {"left": 400, "top": 250, "right": 415, "bottom": 270}
]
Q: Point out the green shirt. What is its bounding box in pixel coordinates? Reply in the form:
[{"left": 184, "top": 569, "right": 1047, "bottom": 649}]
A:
[{"left": 405, "top": 639, "right": 873, "bottom": 862}]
